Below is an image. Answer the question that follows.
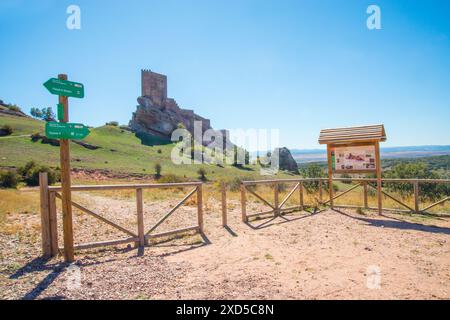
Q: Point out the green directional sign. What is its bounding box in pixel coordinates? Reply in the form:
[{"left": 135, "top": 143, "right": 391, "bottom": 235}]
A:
[
  {"left": 45, "top": 122, "right": 90, "bottom": 140},
  {"left": 43, "top": 78, "right": 84, "bottom": 98}
]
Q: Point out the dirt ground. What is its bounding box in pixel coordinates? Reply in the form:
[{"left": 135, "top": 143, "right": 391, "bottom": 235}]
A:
[{"left": 1, "top": 191, "right": 449, "bottom": 300}]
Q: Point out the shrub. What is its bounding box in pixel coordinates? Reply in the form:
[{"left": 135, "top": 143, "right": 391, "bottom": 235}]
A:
[
  {"left": 197, "top": 168, "right": 207, "bottom": 181},
  {"left": 157, "top": 174, "right": 184, "bottom": 184},
  {"left": 0, "top": 170, "right": 20, "bottom": 189},
  {"left": 154, "top": 163, "right": 162, "bottom": 179},
  {"left": 0, "top": 125, "right": 13, "bottom": 136},
  {"left": 157, "top": 149, "right": 162, "bottom": 154},
  {"left": 18, "top": 161, "right": 60, "bottom": 186},
  {"left": 106, "top": 121, "right": 119, "bottom": 126}
]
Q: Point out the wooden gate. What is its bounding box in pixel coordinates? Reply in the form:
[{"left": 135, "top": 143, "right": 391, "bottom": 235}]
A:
[{"left": 39, "top": 172, "right": 203, "bottom": 258}]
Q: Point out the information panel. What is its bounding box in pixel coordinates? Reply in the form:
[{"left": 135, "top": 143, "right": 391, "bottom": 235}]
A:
[{"left": 331, "top": 145, "right": 376, "bottom": 172}]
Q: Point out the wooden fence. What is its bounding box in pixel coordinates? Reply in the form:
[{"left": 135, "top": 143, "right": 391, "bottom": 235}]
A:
[
  {"left": 39, "top": 172, "right": 203, "bottom": 258},
  {"left": 240, "top": 178, "right": 450, "bottom": 222}
]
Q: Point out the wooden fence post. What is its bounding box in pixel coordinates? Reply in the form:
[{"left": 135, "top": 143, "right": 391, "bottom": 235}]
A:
[
  {"left": 319, "top": 180, "right": 323, "bottom": 204},
  {"left": 363, "top": 182, "right": 368, "bottom": 209},
  {"left": 274, "top": 182, "right": 279, "bottom": 217},
  {"left": 414, "top": 180, "right": 420, "bottom": 213},
  {"left": 136, "top": 188, "right": 145, "bottom": 247},
  {"left": 39, "top": 172, "right": 51, "bottom": 257},
  {"left": 241, "top": 184, "right": 247, "bottom": 222},
  {"left": 221, "top": 182, "right": 227, "bottom": 227},
  {"left": 48, "top": 191, "right": 58, "bottom": 256},
  {"left": 197, "top": 184, "right": 204, "bottom": 233},
  {"left": 299, "top": 181, "right": 304, "bottom": 211}
]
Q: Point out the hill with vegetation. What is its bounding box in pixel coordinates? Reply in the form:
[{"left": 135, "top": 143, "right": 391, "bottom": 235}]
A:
[{"left": 0, "top": 113, "right": 296, "bottom": 182}]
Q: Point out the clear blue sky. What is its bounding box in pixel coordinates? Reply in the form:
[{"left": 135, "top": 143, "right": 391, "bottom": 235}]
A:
[{"left": 1, "top": 0, "right": 449, "bottom": 149}]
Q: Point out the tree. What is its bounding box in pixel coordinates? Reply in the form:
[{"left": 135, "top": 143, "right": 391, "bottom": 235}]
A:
[
  {"left": 30, "top": 107, "right": 55, "bottom": 121},
  {"left": 300, "top": 163, "right": 324, "bottom": 191},
  {"left": 30, "top": 107, "right": 43, "bottom": 119},
  {"left": 384, "top": 162, "right": 447, "bottom": 200}
]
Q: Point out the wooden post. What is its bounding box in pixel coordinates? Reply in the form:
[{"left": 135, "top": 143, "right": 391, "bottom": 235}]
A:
[
  {"left": 136, "top": 188, "right": 145, "bottom": 246},
  {"left": 39, "top": 172, "right": 51, "bottom": 257},
  {"left": 327, "top": 144, "right": 334, "bottom": 209},
  {"left": 197, "top": 184, "right": 204, "bottom": 232},
  {"left": 241, "top": 184, "right": 247, "bottom": 222},
  {"left": 48, "top": 191, "right": 58, "bottom": 256},
  {"left": 221, "top": 182, "right": 227, "bottom": 227},
  {"left": 414, "top": 180, "right": 420, "bottom": 213},
  {"left": 299, "top": 181, "right": 304, "bottom": 211},
  {"left": 59, "top": 74, "right": 74, "bottom": 262},
  {"left": 375, "top": 141, "right": 382, "bottom": 215},
  {"left": 274, "top": 182, "right": 279, "bottom": 217},
  {"left": 363, "top": 181, "right": 368, "bottom": 209},
  {"left": 319, "top": 179, "right": 323, "bottom": 204}
]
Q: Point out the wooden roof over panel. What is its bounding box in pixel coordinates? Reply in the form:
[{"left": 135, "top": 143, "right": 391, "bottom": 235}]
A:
[{"left": 318, "top": 124, "right": 386, "bottom": 144}]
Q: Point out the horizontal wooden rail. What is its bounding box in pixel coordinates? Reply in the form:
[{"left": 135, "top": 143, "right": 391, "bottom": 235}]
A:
[
  {"left": 63, "top": 237, "right": 139, "bottom": 251},
  {"left": 48, "top": 181, "right": 203, "bottom": 192},
  {"left": 242, "top": 178, "right": 450, "bottom": 185},
  {"left": 146, "top": 225, "right": 199, "bottom": 239}
]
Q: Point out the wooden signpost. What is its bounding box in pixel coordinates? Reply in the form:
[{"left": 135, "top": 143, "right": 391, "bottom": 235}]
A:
[
  {"left": 44, "top": 74, "right": 87, "bottom": 262},
  {"left": 319, "top": 125, "right": 387, "bottom": 214}
]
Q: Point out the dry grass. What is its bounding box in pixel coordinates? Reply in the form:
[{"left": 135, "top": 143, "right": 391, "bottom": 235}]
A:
[{"left": 0, "top": 189, "right": 40, "bottom": 235}]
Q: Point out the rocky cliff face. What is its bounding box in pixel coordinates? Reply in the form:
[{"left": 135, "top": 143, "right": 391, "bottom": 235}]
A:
[
  {"left": 129, "top": 95, "right": 212, "bottom": 139},
  {"left": 274, "top": 147, "right": 299, "bottom": 173}
]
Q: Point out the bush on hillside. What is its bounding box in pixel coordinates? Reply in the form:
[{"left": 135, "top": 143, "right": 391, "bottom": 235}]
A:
[
  {"left": 18, "top": 161, "right": 60, "bottom": 186},
  {"left": 7, "top": 105, "right": 21, "bottom": 112},
  {"left": 157, "top": 174, "right": 185, "bottom": 184},
  {"left": 0, "top": 170, "right": 20, "bottom": 189},
  {"left": 197, "top": 168, "right": 207, "bottom": 181},
  {"left": 154, "top": 163, "right": 162, "bottom": 179},
  {"left": 106, "top": 121, "right": 119, "bottom": 126},
  {"left": 0, "top": 125, "right": 13, "bottom": 136}
]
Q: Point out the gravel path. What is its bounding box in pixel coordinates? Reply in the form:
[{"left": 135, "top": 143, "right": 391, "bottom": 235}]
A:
[{"left": 1, "top": 192, "right": 449, "bottom": 300}]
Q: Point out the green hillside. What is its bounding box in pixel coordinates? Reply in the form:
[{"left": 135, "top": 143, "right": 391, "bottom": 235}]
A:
[{"left": 0, "top": 114, "right": 295, "bottom": 181}]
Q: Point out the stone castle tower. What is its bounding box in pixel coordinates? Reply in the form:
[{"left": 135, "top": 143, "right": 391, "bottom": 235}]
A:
[
  {"left": 141, "top": 69, "right": 167, "bottom": 106},
  {"left": 130, "top": 69, "right": 234, "bottom": 149}
]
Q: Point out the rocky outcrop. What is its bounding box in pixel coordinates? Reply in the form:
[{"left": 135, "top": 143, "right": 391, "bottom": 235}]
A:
[
  {"left": 274, "top": 147, "right": 299, "bottom": 173},
  {"left": 130, "top": 95, "right": 212, "bottom": 139}
]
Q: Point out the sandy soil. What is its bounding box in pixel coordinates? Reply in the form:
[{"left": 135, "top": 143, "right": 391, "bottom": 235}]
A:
[{"left": 1, "top": 191, "right": 449, "bottom": 300}]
